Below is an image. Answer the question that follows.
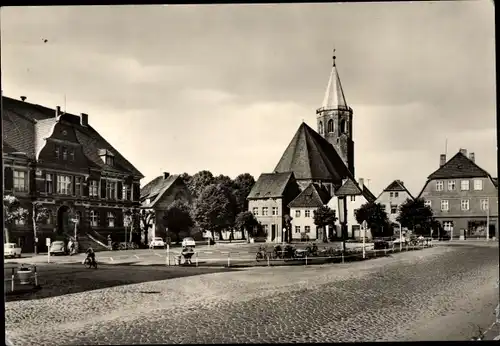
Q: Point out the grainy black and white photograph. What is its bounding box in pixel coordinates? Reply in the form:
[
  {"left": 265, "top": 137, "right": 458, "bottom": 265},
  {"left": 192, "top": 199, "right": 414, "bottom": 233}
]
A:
[{"left": 1, "top": 2, "right": 498, "bottom": 344}]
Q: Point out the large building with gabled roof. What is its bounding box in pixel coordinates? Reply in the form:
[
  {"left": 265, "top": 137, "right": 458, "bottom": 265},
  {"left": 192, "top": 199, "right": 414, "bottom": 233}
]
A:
[
  {"left": 2, "top": 95, "right": 144, "bottom": 252},
  {"left": 418, "top": 148, "right": 498, "bottom": 240},
  {"left": 376, "top": 179, "right": 414, "bottom": 225}
]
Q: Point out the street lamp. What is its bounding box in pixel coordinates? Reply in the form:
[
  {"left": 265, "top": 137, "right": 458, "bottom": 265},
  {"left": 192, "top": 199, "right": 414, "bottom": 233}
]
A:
[{"left": 337, "top": 196, "right": 347, "bottom": 253}]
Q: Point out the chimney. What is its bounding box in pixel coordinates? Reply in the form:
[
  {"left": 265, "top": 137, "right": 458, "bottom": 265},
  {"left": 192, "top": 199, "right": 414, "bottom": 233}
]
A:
[
  {"left": 20, "top": 96, "right": 27, "bottom": 102},
  {"left": 80, "top": 113, "right": 88, "bottom": 127},
  {"left": 469, "top": 152, "right": 475, "bottom": 162},
  {"left": 163, "top": 172, "right": 170, "bottom": 179},
  {"left": 459, "top": 148, "right": 467, "bottom": 157},
  {"left": 440, "top": 154, "right": 446, "bottom": 167},
  {"left": 55, "top": 106, "right": 61, "bottom": 118},
  {"left": 358, "top": 178, "right": 364, "bottom": 189}
]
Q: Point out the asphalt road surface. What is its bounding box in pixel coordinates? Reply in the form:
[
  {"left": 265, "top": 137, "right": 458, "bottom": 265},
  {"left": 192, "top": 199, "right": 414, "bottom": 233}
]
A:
[{"left": 5, "top": 243, "right": 499, "bottom": 344}]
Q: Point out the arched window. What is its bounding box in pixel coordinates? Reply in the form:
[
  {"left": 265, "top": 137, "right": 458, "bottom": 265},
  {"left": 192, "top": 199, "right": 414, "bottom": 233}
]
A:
[
  {"left": 318, "top": 121, "right": 323, "bottom": 135},
  {"left": 327, "top": 119, "right": 334, "bottom": 133},
  {"left": 340, "top": 119, "right": 347, "bottom": 134}
]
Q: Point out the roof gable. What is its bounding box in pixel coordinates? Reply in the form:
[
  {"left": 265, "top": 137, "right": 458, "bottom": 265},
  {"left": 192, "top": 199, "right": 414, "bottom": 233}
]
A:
[
  {"left": 335, "top": 178, "right": 376, "bottom": 202},
  {"left": 141, "top": 174, "right": 181, "bottom": 208},
  {"left": 379, "top": 180, "right": 414, "bottom": 200},
  {"left": 288, "top": 183, "right": 331, "bottom": 208},
  {"left": 427, "top": 152, "right": 490, "bottom": 180},
  {"left": 273, "top": 122, "right": 353, "bottom": 183},
  {"left": 247, "top": 172, "right": 295, "bottom": 199}
]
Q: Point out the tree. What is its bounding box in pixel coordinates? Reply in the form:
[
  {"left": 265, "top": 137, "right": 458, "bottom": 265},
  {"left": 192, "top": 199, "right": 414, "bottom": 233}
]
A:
[
  {"left": 3, "top": 195, "right": 28, "bottom": 244},
  {"left": 139, "top": 209, "right": 156, "bottom": 246},
  {"left": 397, "top": 198, "right": 434, "bottom": 236},
  {"left": 233, "top": 173, "right": 256, "bottom": 214},
  {"left": 284, "top": 214, "right": 293, "bottom": 243},
  {"left": 163, "top": 200, "right": 194, "bottom": 244},
  {"left": 193, "top": 183, "right": 237, "bottom": 240},
  {"left": 180, "top": 172, "right": 192, "bottom": 187},
  {"left": 213, "top": 174, "right": 233, "bottom": 189},
  {"left": 123, "top": 207, "right": 141, "bottom": 244},
  {"left": 354, "top": 202, "right": 391, "bottom": 237},
  {"left": 313, "top": 206, "right": 337, "bottom": 242},
  {"left": 31, "top": 202, "right": 51, "bottom": 254},
  {"left": 235, "top": 211, "right": 259, "bottom": 243},
  {"left": 188, "top": 170, "right": 214, "bottom": 200}
]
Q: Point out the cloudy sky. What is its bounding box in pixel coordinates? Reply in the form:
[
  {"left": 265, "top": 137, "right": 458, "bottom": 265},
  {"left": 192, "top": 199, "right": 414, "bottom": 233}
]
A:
[{"left": 1, "top": 2, "right": 496, "bottom": 196}]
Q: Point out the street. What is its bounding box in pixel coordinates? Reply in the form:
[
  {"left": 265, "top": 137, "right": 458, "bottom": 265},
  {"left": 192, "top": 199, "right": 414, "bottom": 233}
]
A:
[{"left": 4, "top": 242, "right": 499, "bottom": 344}]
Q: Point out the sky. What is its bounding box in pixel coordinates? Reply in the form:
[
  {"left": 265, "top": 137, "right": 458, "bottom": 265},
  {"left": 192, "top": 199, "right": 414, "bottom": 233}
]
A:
[{"left": 1, "top": 2, "right": 496, "bottom": 197}]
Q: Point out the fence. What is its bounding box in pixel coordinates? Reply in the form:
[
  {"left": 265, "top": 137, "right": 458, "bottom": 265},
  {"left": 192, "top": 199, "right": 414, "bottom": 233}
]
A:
[{"left": 163, "top": 240, "right": 433, "bottom": 268}]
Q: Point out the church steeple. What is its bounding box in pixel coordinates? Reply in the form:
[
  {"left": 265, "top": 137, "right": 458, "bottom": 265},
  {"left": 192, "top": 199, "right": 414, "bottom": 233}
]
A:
[{"left": 316, "top": 50, "right": 355, "bottom": 177}]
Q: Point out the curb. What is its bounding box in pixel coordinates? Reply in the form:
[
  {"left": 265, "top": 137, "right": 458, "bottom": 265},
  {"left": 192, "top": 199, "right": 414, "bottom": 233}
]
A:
[{"left": 5, "top": 284, "right": 42, "bottom": 296}]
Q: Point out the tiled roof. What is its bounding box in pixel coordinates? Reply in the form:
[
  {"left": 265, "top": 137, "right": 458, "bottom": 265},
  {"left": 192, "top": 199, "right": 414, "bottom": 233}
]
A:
[
  {"left": 380, "top": 180, "right": 414, "bottom": 199},
  {"left": 2, "top": 96, "right": 143, "bottom": 178},
  {"left": 140, "top": 174, "right": 180, "bottom": 208},
  {"left": 335, "top": 178, "right": 376, "bottom": 203},
  {"left": 273, "top": 122, "right": 353, "bottom": 182},
  {"left": 492, "top": 178, "right": 498, "bottom": 188},
  {"left": 247, "top": 172, "right": 295, "bottom": 199},
  {"left": 427, "top": 151, "right": 490, "bottom": 180},
  {"left": 288, "top": 183, "right": 331, "bottom": 208}
]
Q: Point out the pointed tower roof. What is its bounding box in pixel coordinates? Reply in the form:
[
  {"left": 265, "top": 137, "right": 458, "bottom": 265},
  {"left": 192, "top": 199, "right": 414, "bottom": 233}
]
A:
[
  {"left": 319, "top": 52, "right": 349, "bottom": 112},
  {"left": 274, "top": 122, "right": 353, "bottom": 182}
]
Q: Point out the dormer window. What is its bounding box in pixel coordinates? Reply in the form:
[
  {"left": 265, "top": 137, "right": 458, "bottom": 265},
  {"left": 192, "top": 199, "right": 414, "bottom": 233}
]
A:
[
  {"left": 62, "top": 147, "right": 68, "bottom": 160},
  {"left": 98, "top": 149, "right": 115, "bottom": 166}
]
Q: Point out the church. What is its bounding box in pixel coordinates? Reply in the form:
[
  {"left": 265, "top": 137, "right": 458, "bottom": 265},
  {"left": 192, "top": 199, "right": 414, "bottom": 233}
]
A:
[{"left": 247, "top": 53, "right": 375, "bottom": 243}]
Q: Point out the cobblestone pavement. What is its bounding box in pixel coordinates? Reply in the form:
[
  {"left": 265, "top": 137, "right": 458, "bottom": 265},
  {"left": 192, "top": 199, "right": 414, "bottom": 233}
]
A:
[{"left": 5, "top": 244, "right": 499, "bottom": 344}]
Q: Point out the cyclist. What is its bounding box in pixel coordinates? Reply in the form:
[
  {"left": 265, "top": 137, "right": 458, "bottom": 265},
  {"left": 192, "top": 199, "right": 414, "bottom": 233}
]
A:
[{"left": 85, "top": 247, "right": 96, "bottom": 266}]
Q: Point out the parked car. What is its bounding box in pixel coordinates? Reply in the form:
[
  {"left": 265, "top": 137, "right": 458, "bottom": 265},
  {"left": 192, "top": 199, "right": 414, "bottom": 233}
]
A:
[
  {"left": 49, "top": 241, "right": 68, "bottom": 256},
  {"left": 4, "top": 243, "right": 22, "bottom": 258},
  {"left": 373, "top": 239, "right": 390, "bottom": 249},
  {"left": 149, "top": 237, "right": 166, "bottom": 249},
  {"left": 182, "top": 237, "right": 196, "bottom": 248}
]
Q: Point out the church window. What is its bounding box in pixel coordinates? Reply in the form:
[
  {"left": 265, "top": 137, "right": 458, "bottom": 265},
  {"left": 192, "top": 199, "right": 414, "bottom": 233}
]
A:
[
  {"left": 340, "top": 119, "right": 347, "bottom": 134},
  {"left": 318, "top": 121, "right": 323, "bottom": 135},
  {"left": 327, "top": 119, "right": 334, "bottom": 133}
]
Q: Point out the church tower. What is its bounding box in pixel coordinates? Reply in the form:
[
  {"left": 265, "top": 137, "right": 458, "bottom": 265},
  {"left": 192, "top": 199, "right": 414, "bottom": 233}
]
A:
[{"left": 316, "top": 52, "right": 355, "bottom": 177}]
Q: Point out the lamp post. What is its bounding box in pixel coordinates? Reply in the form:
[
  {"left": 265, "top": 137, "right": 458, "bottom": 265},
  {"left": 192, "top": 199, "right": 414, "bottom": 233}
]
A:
[{"left": 337, "top": 196, "right": 347, "bottom": 254}]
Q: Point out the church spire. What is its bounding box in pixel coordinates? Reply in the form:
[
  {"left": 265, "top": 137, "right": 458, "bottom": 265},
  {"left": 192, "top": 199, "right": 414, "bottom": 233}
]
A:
[{"left": 321, "top": 49, "right": 348, "bottom": 111}]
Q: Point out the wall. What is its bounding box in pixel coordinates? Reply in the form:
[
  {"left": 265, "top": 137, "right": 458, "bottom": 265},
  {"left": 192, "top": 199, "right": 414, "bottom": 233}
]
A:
[
  {"left": 248, "top": 198, "right": 284, "bottom": 243},
  {"left": 290, "top": 207, "right": 318, "bottom": 240},
  {"left": 376, "top": 190, "right": 413, "bottom": 224},
  {"left": 328, "top": 194, "right": 368, "bottom": 238}
]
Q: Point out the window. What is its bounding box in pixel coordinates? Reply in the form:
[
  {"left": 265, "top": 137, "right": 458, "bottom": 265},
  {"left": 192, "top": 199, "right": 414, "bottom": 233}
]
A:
[
  {"left": 75, "top": 177, "right": 82, "bottom": 197},
  {"left": 440, "top": 200, "right": 449, "bottom": 211},
  {"left": 295, "top": 210, "right": 301, "bottom": 217},
  {"left": 473, "top": 179, "right": 483, "bottom": 191},
  {"left": 262, "top": 224, "right": 268, "bottom": 234},
  {"left": 107, "top": 211, "right": 115, "bottom": 227},
  {"left": 350, "top": 196, "right": 356, "bottom": 202},
  {"left": 252, "top": 207, "right": 258, "bottom": 216},
  {"left": 106, "top": 180, "right": 117, "bottom": 199},
  {"left": 436, "top": 181, "right": 444, "bottom": 191},
  {"left": 57, "top": 175, "right": 72, "bottom": 195},
  {"left": 13, "top": 170, "right": 27, "bottom": 192},
  {"left": 70, "top": 150, "right": 75, "bottom": 161},
  {"left": 122, "top": 184, "right": 129, "bottom": 200},
  {"left": 46, "top": 211, "right": 53, "bottom": 225},
  {"left": 443, "top": 221, "right": 454, "bottom": 232},
  {"left": 272, "top": 207, "right": 278, "bottom": 215},
  {"left": 90, "top": 210, "right": 99, "bottom": 227},
  {"left": 55, "top": 146, "right": 60, "bottom": 159},
  {"left": 461, "top": 180, "right": 470, "bottom": 191},
  {"left": 480, "top": 199, "right": 489, "bottom": 211},
  {"left": 106, "top": 156, "right": 114, "bottom": 166},
  {"left": 424, "top": 200, "right": 432, "bottom": 208},
  {"left": 15, "top": 218, "right": 26, "bottom": 226},
  {"left": 460, "top": 199, "right": 469, "bottom": 211},
  {"left": 305, "top": 226, "right": 311, "bottom": 233},
  {"left": 89, "top": 180, "right": 99, "bottom": 197},
  {"left": 390, "top": 192, "right": 394, "bottom": 198},
  {"left": 45, "top": 173, "right": 53, "bottom": 194},
  {"left": 295, "top": 226, "right": 301, "bottom": 233},
  {"left": 448, "top": 180, "right": 456, "bottom": 191},
  {"left": 390, "top": 205, "right": 398, "bottom": 214},
  {"left": 262, "top": 207, "right": 268, "bottom": 216},
  {"left": 394, "top": 192, "right": 399, "bottom": 198},
  {"left": 305, "top": 210, "right": 310, "bottom": 217},
  {"left": 327, "top": 119, "right": 334, "bottom": 133},
  {"left": 318, "top": 121, "right": 323, "bottom": 135},
  {"left": 62, "top": 147, "right": 68, "bottom": 160}
]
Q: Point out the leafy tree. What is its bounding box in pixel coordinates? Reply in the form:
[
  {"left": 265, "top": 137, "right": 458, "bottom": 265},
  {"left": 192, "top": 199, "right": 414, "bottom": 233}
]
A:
[
  {"left": 193, "top": 183, "right": 237, "bottom": 240},
  {"left": 163, "top": 200, "right": 194, "bottom": 244},
  {"left": 139, "top": 209, "right": 156, "bottom": 246},
  {"left": 123, "top": 207, "right": 141, "bottom": 244},
  {"left": 180, "top": 172, "right": 192, "bottom": 187},
  {"left": 188, "top": 170, "right": 215, "bottom": 200},
  {"left": 235, "top": 211, "right": 259, "bottom": 243},
  {"left": 313, "top": 206, "right": 337, "bottom": 242},
  {"left": 233, "top": 173, "right": 256, "bottom": 214},
  {"left": 397, "top": 198, "right": 434, "bottom": 236},
  {"left": 31, "top": 202, "right": 51, "bottom": 254},
  {"left": 284, "top": 214, "right": 293, "bottom": 243},
  {"left": 3, "top": 195, "right": 28, "bottom": 244},
  {"left": 213, "top": 174, "right": 233, "bottom": 189},
  {"left": 354, "top": 202, "right": 391, "bottom": 237}
]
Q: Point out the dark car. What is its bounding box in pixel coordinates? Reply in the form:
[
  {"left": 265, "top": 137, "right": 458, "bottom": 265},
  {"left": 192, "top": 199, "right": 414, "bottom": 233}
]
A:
[{"left": 373, "top": 239, "right": 390, "bottom": 249}]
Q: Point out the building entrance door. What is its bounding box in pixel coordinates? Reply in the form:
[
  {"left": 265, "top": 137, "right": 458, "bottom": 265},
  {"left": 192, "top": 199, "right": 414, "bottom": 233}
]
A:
[
  {"left": 57, "top": 206, "right": 72, "bottom": 235},
  {"left": 489, "top": 224, "right": 496, "bottom": 239}
]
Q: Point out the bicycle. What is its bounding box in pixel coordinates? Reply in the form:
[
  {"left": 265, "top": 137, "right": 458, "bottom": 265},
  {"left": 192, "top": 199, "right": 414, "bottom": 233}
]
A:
[{"left": 83, "top": 257, "right": 98, "bottom": 269}]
